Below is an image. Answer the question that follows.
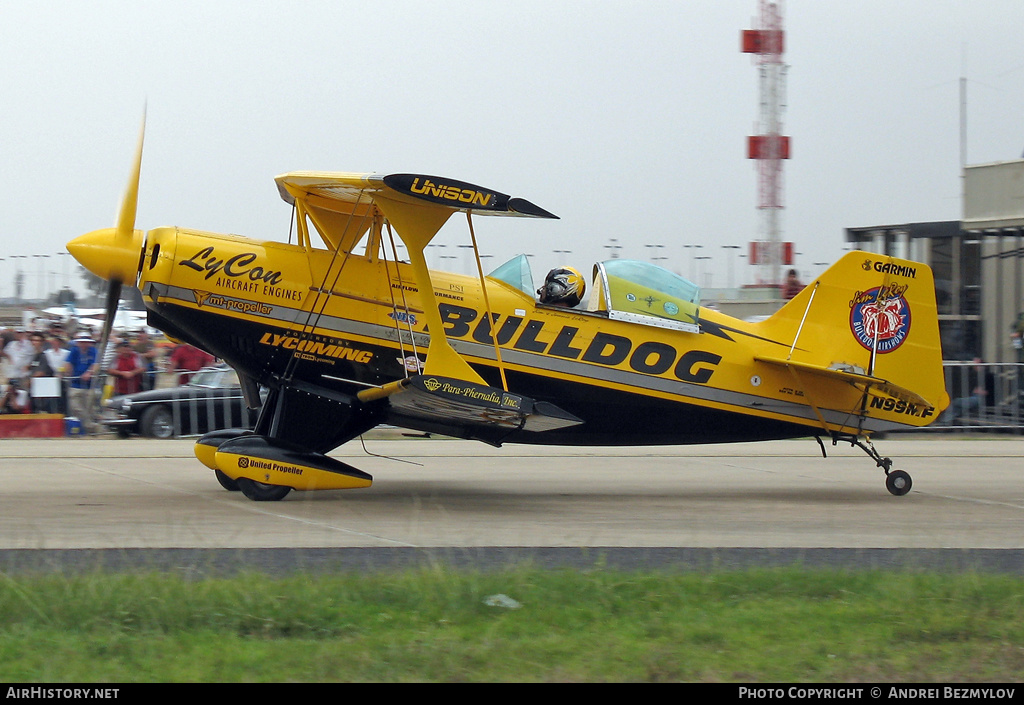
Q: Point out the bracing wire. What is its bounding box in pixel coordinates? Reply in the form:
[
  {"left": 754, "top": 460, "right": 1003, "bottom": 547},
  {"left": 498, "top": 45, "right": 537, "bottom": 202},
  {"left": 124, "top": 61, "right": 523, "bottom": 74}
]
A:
[
  {"left": 282, "top": 193, "right": 373, "bottom": 382},
  {"left": 383, "top": 222, "right": 423, "bottom": 376},
  {"left": 358, "top": 434, "right": 424, "bottom": 466},
  {"left": 377, "top": 225, "right": 409, "bottom": 372}
]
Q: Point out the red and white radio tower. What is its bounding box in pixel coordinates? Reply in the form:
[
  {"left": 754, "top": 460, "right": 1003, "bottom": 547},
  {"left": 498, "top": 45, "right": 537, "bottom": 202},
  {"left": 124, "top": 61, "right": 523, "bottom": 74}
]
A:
[{"left": 742, "top": 0, "right": 791, "bottom": 287}]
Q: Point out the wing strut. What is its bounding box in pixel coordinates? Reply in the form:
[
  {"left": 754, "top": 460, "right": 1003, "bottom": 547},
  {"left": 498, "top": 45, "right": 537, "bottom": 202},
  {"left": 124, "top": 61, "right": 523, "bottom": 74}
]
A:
[
  {"left": 374, "top": 194, "right": 486, "bottom": 385},
  {"left": 466, "top": 212, "right": 508, "bottom": 392}
]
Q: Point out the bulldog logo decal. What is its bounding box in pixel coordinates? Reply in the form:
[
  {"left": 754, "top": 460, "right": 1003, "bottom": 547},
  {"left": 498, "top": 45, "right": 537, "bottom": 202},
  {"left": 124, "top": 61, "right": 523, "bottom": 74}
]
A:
[{"left": 850, "top": 285, "right": 911, "bottom": 354}]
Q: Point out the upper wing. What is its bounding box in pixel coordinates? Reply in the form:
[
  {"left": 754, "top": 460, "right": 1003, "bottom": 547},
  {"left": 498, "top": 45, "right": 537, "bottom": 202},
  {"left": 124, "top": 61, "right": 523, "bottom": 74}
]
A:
[
  {"left": 274, "top": 172, "right": 558, "bottom": 386},
  {"left": 275, "top": 172, "right": 558, "bottom": 219}
]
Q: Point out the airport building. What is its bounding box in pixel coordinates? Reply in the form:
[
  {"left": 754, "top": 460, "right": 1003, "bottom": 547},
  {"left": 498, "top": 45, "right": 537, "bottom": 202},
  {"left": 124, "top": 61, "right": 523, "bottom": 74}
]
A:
[{"left": 846, "top": 158, "right": 1024, "bottom": 364}]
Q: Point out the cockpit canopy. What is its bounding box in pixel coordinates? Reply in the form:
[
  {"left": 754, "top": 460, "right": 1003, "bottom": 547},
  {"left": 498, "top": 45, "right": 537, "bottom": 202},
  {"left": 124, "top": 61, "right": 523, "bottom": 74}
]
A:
[{"left": 487, "top": 255, "right": 701, "bottom": 333}]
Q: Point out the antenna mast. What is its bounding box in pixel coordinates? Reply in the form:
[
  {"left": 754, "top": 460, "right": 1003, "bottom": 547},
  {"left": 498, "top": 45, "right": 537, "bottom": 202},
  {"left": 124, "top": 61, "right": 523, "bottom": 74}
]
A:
[{"left": 742, "top": 0, "right": 790, "bottom": 287}]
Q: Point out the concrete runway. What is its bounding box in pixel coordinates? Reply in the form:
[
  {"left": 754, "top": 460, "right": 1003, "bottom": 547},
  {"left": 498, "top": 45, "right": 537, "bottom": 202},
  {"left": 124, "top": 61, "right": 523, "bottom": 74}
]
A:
[{"left": 1, "top": 435, "right": 1022, "bottom": 573}]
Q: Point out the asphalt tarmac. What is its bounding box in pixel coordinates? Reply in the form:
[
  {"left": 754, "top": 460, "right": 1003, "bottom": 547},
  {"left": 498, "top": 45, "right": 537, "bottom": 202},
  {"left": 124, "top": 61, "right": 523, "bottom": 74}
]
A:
[{"left": 1, "top": 435, "right": 1022, "bottom": 574}]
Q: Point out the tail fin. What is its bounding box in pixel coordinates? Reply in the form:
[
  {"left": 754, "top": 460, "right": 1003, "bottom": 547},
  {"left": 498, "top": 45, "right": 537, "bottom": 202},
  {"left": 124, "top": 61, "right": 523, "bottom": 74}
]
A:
[{"left": 756, "top": 251, "right": 949, "bottom": 428}]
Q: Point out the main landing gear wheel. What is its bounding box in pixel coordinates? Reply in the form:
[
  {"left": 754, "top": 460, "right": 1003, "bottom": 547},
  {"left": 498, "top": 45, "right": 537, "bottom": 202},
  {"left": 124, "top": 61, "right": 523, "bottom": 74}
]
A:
[
  {"left": 215, "top": 470, "right": 240, "bottom": 492},
  {"left": 236, "top": 477, "right": 292, "bottom": 502},
  {"left": 885, "top": 470, "right": 913, "bottom": 496}
]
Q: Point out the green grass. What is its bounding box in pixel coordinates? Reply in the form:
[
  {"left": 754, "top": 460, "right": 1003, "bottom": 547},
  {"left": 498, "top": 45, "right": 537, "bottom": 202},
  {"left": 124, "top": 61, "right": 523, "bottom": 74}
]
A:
[{"left": 0, "top": 567, "right": 1022, "bottom": 682}]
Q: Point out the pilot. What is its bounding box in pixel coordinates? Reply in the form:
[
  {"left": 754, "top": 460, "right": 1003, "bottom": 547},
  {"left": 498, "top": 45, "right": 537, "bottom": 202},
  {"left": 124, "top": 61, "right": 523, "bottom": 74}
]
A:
[{"left": 538, "top": 266, "right": 586, "bottom": 308}]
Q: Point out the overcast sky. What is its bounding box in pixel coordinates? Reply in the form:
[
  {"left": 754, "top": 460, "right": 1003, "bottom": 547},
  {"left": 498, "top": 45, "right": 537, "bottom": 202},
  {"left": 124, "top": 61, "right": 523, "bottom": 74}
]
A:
[{"left": 2, "top": 0, "right": 1023, "bottom": 300}]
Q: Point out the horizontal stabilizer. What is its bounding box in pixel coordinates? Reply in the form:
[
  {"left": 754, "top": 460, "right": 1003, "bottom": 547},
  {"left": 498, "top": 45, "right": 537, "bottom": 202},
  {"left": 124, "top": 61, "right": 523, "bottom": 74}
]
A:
[{"left": 754, "top": 356, "right": 932, "bottom": 408}]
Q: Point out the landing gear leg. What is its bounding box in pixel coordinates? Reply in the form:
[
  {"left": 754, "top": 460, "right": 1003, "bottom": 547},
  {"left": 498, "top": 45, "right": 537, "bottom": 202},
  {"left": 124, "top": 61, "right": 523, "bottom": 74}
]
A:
[{"left": 834, "top": 434, "right": 913, "bottom": 496}]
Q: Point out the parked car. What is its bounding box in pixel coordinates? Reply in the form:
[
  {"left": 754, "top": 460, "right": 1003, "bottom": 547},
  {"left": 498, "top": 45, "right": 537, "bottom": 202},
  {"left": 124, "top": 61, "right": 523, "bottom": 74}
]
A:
[{"left": 102, "top": 364, "right": 258, "bottom": 438}]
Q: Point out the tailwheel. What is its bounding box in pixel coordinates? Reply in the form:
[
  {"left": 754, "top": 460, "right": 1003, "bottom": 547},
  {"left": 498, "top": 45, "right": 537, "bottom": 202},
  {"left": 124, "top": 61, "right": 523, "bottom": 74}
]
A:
[
  {"left": 885, "top": 470, "right": 913, "bottom": 496},
  {"left": 236, "top": 477, "right": 292, "bottom": 502},
  {"left": 833, "top": 433, "right": 914, "bottom": 496}
]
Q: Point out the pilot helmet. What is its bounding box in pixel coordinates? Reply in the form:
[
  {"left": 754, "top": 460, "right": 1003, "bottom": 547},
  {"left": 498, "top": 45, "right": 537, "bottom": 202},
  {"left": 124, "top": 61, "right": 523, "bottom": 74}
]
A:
[{"left": 538, "top": 266, "right": 586, "bottom": 307}]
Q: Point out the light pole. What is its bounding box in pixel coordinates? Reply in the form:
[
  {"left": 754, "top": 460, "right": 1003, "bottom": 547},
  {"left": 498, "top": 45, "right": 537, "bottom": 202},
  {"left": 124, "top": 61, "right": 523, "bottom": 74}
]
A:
[
  {"left": 603, "top": 239, "right": 622, "bottom": 260},
  {"left": 55, "top": 252, "right": 72, "bottom": 292},
  {"left": 10, "top": 255, "right": 28, "bottom": 302},
  {"left": 721, "top": 245, "right": 742, "bottom": 289},
  {"left": 683, "top": 244, "right": 703, "bottom": 282},
  {"left": 695, "top": 255, "right": 712, "bottom": 288},
  {"left": 645, "top": 244, "right": 665, "bottom": 265},
  {"left": 428, "top": 243, "right": 447, "bottom": 269},
  {"left": 552, "top": 249, "right": 571, "bottom": 273},
  {"left": 458, "top": 244, "right": 475, "bottom": 275},
  {"left": 33, "top": 254, "right": 50, "bottom": 302}
]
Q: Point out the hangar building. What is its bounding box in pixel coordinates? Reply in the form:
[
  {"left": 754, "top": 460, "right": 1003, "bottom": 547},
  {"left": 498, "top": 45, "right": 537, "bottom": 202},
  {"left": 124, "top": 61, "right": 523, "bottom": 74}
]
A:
[{"left": 846, "top": 158, "right": 1024, "bottom": 364}]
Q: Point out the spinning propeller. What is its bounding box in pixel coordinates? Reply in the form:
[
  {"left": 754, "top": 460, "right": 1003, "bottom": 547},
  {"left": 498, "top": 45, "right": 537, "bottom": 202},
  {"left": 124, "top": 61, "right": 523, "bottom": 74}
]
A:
[{"left": 66, "top": 112, "right": 147, "bottom": 384}]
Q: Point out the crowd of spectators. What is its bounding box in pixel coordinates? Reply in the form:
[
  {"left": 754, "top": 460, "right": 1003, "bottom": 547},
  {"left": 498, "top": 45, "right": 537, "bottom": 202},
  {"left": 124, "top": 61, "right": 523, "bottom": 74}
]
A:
[{"left": 1, "top": 320, "right": 215, "bottom": 428}]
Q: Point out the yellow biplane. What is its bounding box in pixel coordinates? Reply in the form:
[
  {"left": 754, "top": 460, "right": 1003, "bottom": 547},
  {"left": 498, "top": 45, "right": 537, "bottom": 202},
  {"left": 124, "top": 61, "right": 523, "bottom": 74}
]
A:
[{"left": 68, "top": 120, "right": 949, "bottom": 500}]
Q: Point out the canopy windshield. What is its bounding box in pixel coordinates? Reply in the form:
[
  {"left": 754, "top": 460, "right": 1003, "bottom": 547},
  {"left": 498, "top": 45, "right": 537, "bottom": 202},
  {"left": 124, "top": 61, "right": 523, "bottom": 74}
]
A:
[
  {"left": 487, "top": 254, "right": 536, "bottom": 297},
  {"left": 591, "top": 259, "right": 700, "bottom": 331}
]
